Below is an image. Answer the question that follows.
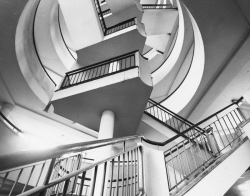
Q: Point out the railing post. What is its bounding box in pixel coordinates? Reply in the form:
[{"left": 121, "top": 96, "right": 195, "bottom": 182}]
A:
[
  {"left": 135, "top": 51, "right": 140, "bottom": 67},
  {"left": 39, "top": 158, "right": 56, "bottom": 196},
  {"left": 138, "top": 145, "right": 145, "bottom": 194}
]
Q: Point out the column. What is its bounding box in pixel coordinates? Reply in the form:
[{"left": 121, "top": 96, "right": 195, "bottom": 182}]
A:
[{"left": 91, "top": 110, "right": 116, "bottom": 196}]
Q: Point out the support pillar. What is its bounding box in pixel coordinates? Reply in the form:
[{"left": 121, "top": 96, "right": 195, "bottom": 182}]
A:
[{"left": 91, "top": 110, "right": 116, "bottom": 196}]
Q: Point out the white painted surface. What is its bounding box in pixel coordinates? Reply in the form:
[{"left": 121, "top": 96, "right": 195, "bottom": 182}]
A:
[
  {"left": 58, "top": 0, "right": 103, "bottom": 50},
  {"left": 142, "top": 9, "right": 178, "bottom": 35},
  {"left": 184, "top": 139, "right": 250, "bottom": 196},
  {"left": 35, "top": 0, "right": 68, "bottom": 77},
  {"left": 145, "top": 34, "right": 171, "bottom": 52},
  {"left": 143, "top": 146, "right": 170, "bottom": 196},
  {"left": 161, "top": 5, "right": 204, "bottom": 114},
  {"left": 50, "top": 1, "right": 76, "bottom": 71}
]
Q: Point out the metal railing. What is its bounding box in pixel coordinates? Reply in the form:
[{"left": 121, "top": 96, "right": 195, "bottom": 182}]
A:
[
  {"left": 93, "top": 0, "right": 136, "bottom": 36},
  {"left": 0, "top": 135, "right": 143, "bottom": 196},
  {"left": 15, "top": 145, "right": 143, "bottom": 196},
  {"left": 145, "top": 99, "right": 204, "bottom": 134},
  {"left": 59, "top": 51, "right": 138, "bottom": 90},
  {"left": 142, "top": 4, "right": 177, "bottom": 9},
  {"left": 105, "top": 18, "right": 136, "bottom": 36},
  {"left": 142, "top": 97, "right": 246, "bottom": 194}
]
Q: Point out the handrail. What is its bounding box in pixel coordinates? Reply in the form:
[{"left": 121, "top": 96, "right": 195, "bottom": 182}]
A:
[
  {"left": 33, "top": 0, "right": 56, "bottom": 86},
  {"left": 59, "top": 50, "right": 138, "bottom": 90},
  {"left": 0, "top": 135, "right": 140, "bottom": 171},
  {"left": 145, "top": 98, "right": 205, "bottom": 134},
  {"left": 0, "top": 112, "right": 24, "bottom": 134},
  {"left": 142, "top": 97, "right": 244, "bottom": 146},
  {"left": 142, "top": 4, "right": 177, "bottom": 9}
]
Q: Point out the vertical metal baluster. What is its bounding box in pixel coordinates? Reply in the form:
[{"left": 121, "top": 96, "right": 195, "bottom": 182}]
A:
[
  {"left": 165, "top": 160, "right": 172, "bottom": 191},
  {"left": 170, "top": 150, "right": 178, "bottom": 192},
  {"left": 101, "top": 162, "right": 107, "bottom": 196},
  {"left": 186, "top": 130, "right": 198, "bottom": 169},
  {"left": 230, "top": 112, "right": 243, "bottom": 135},
  {"left": 221, "top": 116, "right": 234, "bottom": 142},
  {"left": 49, "top": 161, "right": 60, "bottom": 195},
  {"left": 62, "top": 179, "right": 70, "bottom": 196},
  {"left": 216, "top": 116, "right": 231, "bottom": 147},
  {"left": 68, "top": 156, "right": 77, "bottom": 193},
  {"left": 100, "top": 65, "right": 105, "bottom": 77},
  {"left": 22, "top": 166, "right": 35, "bottom": 193},
  {"left": 136, "top": 148, "right": 139, "bottom": 193},
  {"left": 193, "top": 130, "right": 206, "bottom": 166},
  {"left": 200, "top": 136, "right": 210, "bottom": 162},
  {"left": 130, "top": 150, "right": 134, "bottom": 196},
  {"left": 78, "top": 171, "right": 86, "bottom": 196},
  {"left": 172, "top": 115, "right": 177, "bottom": 130},
  {"left": 236, "top": 107, "right": 246, "bottom": 121},
  {"left": 130, "top": 151, "right": 133, "bottom": 196},
  {"left": 90, "top": 166, "right": 98, "bottom": 196},
  {"left": 182, "top": 141, "right": 192, "bottom": 175},
  {"left": 159, "top": 107, "right": 164, "bottom": 122},
  {"left": 213, "top": 122, "right": 226, "bottom": 149},
  {"left": 85, "top": 186, "right": 89, "bottom": 196},
  {"left": 79, "top": 71, "right": 85, "bottom": 83},
  {"left": 116, "top": 156, "right": 120, "bottom": 196},
  {"left": 56, "top": 159, "right": 68, "bottom": 195},
  {"left": 177, "top": 146, "right": 185, "bottom": 179},
  {"left": 133, "top": 149, "right": 136, "bottom": 196},
  {"left": 8, "top": 169, "right": 23, "bottom": 196},
  {"left": 36, "top": 162, "right": 46, "bottom": 187},
  {"left": 122, "top": 153, "right": 125, "bottom": 196},
  {"left": 75, "top": 72, "right": 80, "bottom": 84},
  {"left": 0, "top": 172, "right": 9, "bottom": 189},
  {"left": 83, "top": 69, "right": 89, "bottom": 81},
  {"left": 233, "top": 110, "right": 242, "bottom": 124},
  {"left": 109, "top": 159, "right": 114, "bottom": 196},
  {"left": 226, "top": 114, "right": 238, "bottom": 135},
  {"left": 126, "top": 151, "right": 129, "bottom": 196},
  {"left": 167, "top": 113, "right": 172, "bottom": 127}
]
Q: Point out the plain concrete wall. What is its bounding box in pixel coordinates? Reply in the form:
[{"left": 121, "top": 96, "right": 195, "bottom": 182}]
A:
[{"left": 58, "top": 0, "right": 103, "bottom": 50}]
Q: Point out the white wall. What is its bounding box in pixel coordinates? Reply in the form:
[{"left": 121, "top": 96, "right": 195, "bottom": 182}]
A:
[{"left": 58, "top": 0, "right": 103, "bottom": 50}]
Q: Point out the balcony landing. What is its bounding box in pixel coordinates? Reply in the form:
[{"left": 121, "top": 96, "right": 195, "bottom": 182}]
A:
[{"left": 51, "top": 68, "right": 152, "bottom": 138}]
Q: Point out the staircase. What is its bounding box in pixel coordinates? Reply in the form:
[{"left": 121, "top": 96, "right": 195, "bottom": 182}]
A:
[{"left": 0, "top": 98, "right": 249, "bottom": 196}]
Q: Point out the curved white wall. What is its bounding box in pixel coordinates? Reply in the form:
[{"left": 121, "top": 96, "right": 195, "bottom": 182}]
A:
[
  {"left": 50, "top": 1, "right": 76, "bottom": 70},
  {"left": 16, "top": 0, "right": 55, "bottom": 106},
  {"left": 34, "top": 0, "right": 68, "bottom": 78},
  {"left": 160, "top": 6, "right": 205, "bottom": 114}
]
